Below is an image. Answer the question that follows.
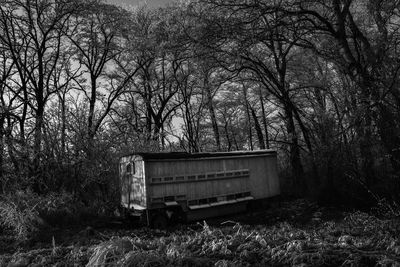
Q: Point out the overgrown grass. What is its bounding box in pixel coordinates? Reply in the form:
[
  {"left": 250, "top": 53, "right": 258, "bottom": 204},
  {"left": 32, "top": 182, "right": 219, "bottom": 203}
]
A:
[
  {"left": 1, "top": 199, "right": 400, "bottom": 266},
  {"left": 85, "top": 212, "right": 400, "bottom": 266}
]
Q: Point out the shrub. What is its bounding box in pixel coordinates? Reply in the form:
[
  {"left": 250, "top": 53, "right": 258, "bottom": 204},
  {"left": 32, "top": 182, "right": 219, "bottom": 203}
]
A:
[
  {"left": 372, "top": 198, "right": 400, "bottom": 219},
  {"left": 0, "top": 190, "right": 44, "bottom": 241},
  {"left": 0, "top": 190, "right": 93, "bottom": 241},
  {"left": 38, "top": 192, "right": 86, "bottom": 227}
]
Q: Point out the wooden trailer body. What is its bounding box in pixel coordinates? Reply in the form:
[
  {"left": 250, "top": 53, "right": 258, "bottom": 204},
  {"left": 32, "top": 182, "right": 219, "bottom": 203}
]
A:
[{"left": 119, "top": 150, "right": 279, "bottom": 225}]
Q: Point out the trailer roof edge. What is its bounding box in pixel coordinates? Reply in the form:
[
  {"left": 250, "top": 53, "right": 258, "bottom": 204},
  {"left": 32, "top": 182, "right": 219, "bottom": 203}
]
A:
[{"left": 120, "top": 149, "right": 277, "bottom": 160}]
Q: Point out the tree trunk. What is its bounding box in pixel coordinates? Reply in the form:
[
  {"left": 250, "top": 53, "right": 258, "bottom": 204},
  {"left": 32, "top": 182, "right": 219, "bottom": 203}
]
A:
[
  {"left": 32, "top": 103, "right": 44, "bottom": 193},
  {"left": 60, "top": 93, "right": 67, "bottom": 161},
  {"left": 285, "top": 105, "right": 306, "bottom": 194},
  {"left": 250, "top": 106, "right": 265, "bottom": 149},
  {"left": 87, "top": 76, "right": 97, "bottom": 159},
  {"left": 144, "top": 81, "right": 153, "bottom": 142},
  {"left": 20, "top": 84, "right": 29, "bottom": 172},
  {"left": 187, "top": 114, "right": 199, "bottom": 152},
  {"left": 359, "top": 104, "right": 374, "bottom": 187},
  {"left": 375, "top": 103, "right": 400, "bottom": 177},
  {"left": 146, "top": 105, "right": 152, "bottom": 141},
  {"left": 204, "top": 78, "right": 221, "bottom": 151},
  {"left": 223, "top": 119, "right": 232, "bottom": 151},
  {"left": 292, "top": 104, "right": 320, "bottom": 187},
  {"left": 183, "top": 105, "right": 196, "bottom": 152},
  {"left": 0, "top": 116, "right": 4, "bottom": 194},
  {"left": 259, "top": 90, "right": 270, "bottom": 149},
  {"left": 355, "top": 79, "right": 376, "bottom": 188},
  {"left": 153, "top": 121, "right": 165, "bottom": 150},
  {"left": 243, "top": 87, "right": 253, "bottom": 150},
  {"left": 5, "top": 117, "right": 18, "bottom": 173}
]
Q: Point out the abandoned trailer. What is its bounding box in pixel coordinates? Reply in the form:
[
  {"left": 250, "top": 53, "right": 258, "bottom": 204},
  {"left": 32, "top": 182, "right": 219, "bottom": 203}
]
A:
[{"left": 119, "top": 150, "right": 280, "bottom": 228}]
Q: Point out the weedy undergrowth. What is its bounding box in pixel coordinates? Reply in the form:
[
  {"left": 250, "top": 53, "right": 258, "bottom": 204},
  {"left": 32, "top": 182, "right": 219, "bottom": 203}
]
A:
[
  {"left": 0, "top": 190, "right": 43, "bottom": 241},
  {"left": 0, "top": 190, "right": 87, "bottom": 241},
  {"left": 86, "top": 213, "right": 400, "bottom": 267},
  {"left": 372, "top": 198, "right": 400, "bottom": 219}
]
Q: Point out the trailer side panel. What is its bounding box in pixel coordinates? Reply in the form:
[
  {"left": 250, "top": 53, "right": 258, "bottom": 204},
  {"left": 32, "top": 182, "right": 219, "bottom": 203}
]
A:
[{"left": 144, "top": 154, "right": 278, "bottom": 208}]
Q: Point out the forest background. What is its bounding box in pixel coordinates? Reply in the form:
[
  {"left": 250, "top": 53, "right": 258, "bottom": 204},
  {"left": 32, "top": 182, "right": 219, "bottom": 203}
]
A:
[{"left": 1, "top": 0, "right": 400, "bottom": 230}]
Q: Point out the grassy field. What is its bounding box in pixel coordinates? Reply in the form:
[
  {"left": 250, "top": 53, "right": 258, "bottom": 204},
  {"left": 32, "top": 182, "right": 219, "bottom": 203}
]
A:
[{"left": 1, "top": 199, "right": 400, "bottom": 266}]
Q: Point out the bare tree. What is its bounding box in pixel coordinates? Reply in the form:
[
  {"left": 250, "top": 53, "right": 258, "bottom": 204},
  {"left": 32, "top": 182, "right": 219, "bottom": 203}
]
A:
[
  {"left": 68, "top": 2, "right": 140, "bottom": 158},
  {"left": 0, "top": 0, "right": 84, "bottom": 192}
]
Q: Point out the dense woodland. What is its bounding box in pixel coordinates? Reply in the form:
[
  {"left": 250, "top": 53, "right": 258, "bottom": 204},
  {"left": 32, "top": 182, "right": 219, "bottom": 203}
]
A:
[
  {"left": 1, "top": 0, "right": 400, "bottom": 213},
  {"left": 2, "top": 0, "right": 400, "bottom": 265}
]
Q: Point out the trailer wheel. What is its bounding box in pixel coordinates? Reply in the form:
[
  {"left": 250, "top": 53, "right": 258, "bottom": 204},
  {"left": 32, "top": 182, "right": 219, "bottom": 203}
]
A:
[
  {"left": 170, "top": 208, "right": 186, "bottom": 223},
  {"left": 151, "top": 213, "right": 168, "bottom": 229}
]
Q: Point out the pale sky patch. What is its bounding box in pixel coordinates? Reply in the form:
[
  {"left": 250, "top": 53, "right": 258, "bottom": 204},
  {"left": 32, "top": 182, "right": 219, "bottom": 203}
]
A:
[{"left": 106, "top": 0, "right": 170, "bottom": 9}]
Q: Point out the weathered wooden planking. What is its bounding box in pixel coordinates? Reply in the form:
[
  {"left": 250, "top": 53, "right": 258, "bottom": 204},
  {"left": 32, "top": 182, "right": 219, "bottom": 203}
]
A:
[
  {"left": 119, "top": 150, "right": 279, "bottom": 210},
  {"left": 145, "top": 155, "right": 278, "bottom": 201}
]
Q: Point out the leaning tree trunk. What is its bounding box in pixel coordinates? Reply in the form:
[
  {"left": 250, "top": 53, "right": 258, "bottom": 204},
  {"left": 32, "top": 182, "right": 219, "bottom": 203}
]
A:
[
  {"left": 250, "top": 106, "right": 265, "bottom": 149},
  {"left": 292, "top": 104, "right": 320, "bottom": 188},
  {"left": 284, "top": 104, "right": 306, "bottom": 195},
  {"left": 259, "top": 89, "right": 270, "bottom": 149}
]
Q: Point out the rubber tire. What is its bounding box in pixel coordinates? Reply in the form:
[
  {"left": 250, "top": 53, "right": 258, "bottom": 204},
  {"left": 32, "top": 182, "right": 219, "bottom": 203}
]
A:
[{"left": 151, "top": 213, "right": 168, "bottom": 229}]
